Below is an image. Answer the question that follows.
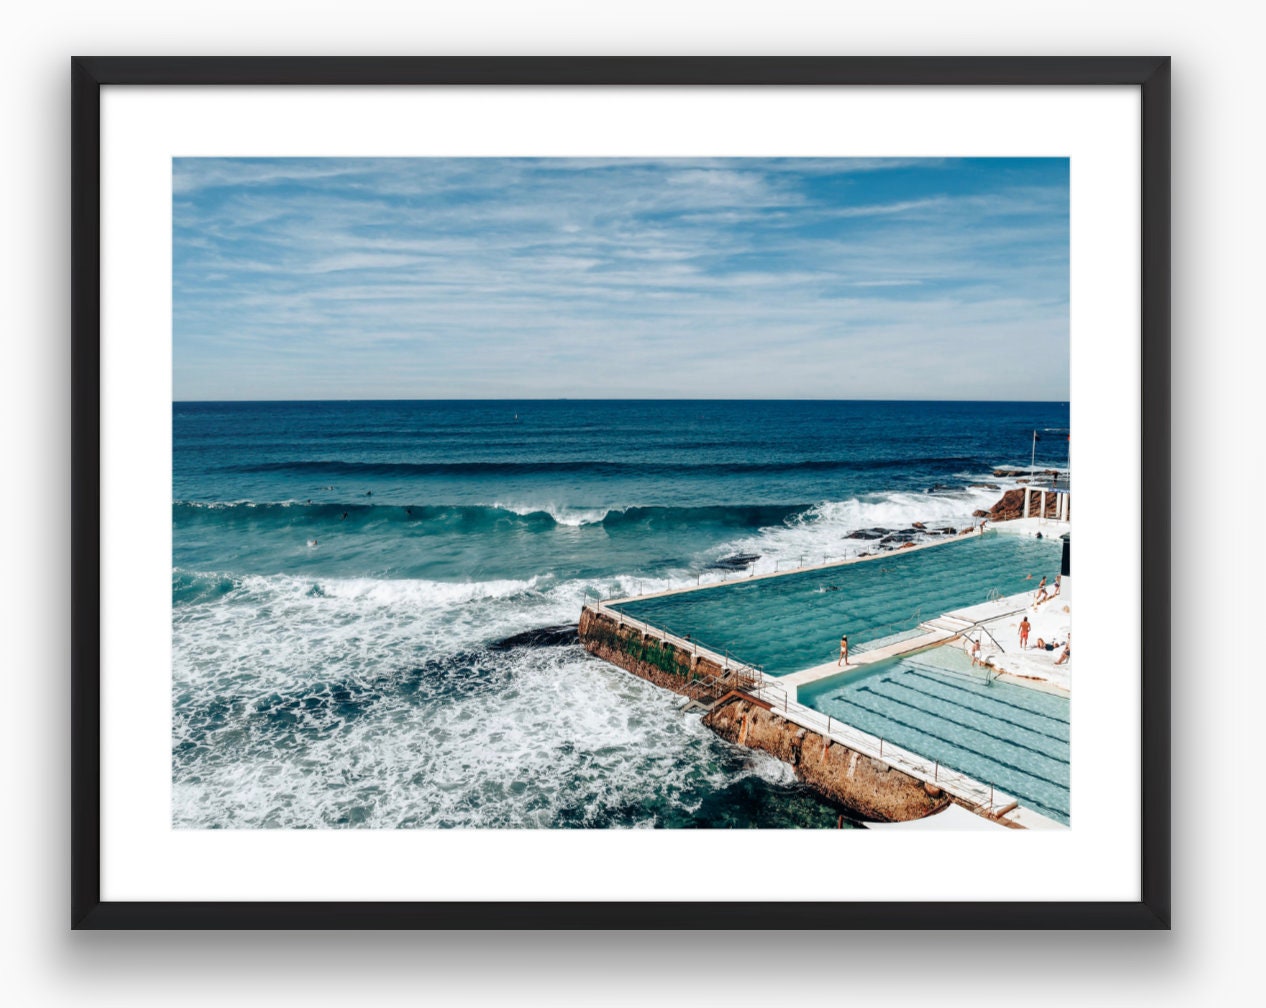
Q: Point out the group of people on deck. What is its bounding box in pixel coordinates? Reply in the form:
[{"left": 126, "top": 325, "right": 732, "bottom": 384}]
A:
[
  {"left": 1029, "top": 572, "right": 1062, "bottom": 606},
  {"left": 1018, "top": 613, "right": 1070, "bottom": 664},
  {"left": 1021, "top": 572, "right": 1070, "bottom": 663},
  {"left": 836, "top": 567, "right": 1070, "bottom": 674},
  {"left": 969, "top": 621, "right": 1068, "bottom": 668}
]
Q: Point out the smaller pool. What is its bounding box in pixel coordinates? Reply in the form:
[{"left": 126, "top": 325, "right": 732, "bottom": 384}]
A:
[{"left": 799, "top": 645, "right": 1070, "bottom": 824}]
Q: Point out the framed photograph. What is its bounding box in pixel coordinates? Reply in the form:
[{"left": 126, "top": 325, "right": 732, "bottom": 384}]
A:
[{"left": 72, "top": 57, "right": 1170, "bottom": 929}]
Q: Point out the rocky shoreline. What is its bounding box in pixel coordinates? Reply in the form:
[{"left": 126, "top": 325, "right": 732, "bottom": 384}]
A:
[{"left": 974, "top": 487, "right": 1066, "bottom": 522}]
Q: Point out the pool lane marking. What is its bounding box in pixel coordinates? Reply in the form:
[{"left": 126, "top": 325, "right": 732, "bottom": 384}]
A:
[
  {"left": 822, "top": 695, "right": 1070, "bottom": 817},
  {"left": 840, "top": 683, "right": 1068, "bottom": 769},
  {"left": 897, "top": 668, "right": 1071, "bottom": 733}
]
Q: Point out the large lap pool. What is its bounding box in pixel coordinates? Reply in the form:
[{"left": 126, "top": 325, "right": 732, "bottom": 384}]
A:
[
  {"left": 609, "top": 532, "right": 1062, "bottom": 677},
  {"left": 799, "top": 645, "right": 1070, "bottom": 824}
]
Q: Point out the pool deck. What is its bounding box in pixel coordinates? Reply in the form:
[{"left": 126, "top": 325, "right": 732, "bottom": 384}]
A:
[
  {"left": 779, "top": 582, "right": 1072, "bottom": 697},
  {"left": 779, "top": 623, "right": 971, "bottom": 690}
]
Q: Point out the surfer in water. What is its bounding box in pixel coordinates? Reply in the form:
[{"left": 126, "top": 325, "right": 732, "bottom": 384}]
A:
[{"left": 306, "top": 537, "right": 318, "bottom": 548}]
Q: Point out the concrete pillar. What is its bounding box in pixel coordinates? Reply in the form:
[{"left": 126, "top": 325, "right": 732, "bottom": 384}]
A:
[
  {"left": 1023, "top": 488, "right": 1031, "bottom": 519},
  {"left": 1040, "top": 490, "right": 1047, "bottom": 521}
]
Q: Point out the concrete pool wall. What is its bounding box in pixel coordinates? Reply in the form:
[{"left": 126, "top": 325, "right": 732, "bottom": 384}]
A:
[{"left": 579, "top": 604, "right": 955, "bottom": 822}]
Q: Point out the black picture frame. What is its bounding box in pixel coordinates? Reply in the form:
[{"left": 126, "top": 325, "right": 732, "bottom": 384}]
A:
[{"left": 71, "top": 56, "right": 1170, "bottom": 930}]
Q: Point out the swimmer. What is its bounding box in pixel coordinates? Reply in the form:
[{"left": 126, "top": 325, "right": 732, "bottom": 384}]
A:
[
  {"left": 366, "top": 490, "right": 373, "bottom": 496},
  {"left": 969, "top": 637, "right": 984, "bottom": 667},
  {"left": 341, "top": 512, "right": 348, "bottom": 520},
  {"left": 837, "top": 635, "right": 850, "bottom": 667},
  {"left": 306, "top": 537, "right": 318, "bottom": 548}
]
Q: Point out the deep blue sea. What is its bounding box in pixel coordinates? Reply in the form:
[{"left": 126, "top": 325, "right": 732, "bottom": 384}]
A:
[{"left": 172, "top": 399, "right": 1069, "bottom": 828}]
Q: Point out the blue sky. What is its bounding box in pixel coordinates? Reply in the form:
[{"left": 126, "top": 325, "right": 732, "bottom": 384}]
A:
[{"left": 173, "top": 157, "right": 1068, "bottom": 401}]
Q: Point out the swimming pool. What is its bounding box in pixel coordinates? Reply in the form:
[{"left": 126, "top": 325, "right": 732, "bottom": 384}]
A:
[
  {"left": 609, "top": 532, "right": 1061, "bottom": 676},
  {"left": 799, "top": 645, "right": 1070, "bottom": 824}
]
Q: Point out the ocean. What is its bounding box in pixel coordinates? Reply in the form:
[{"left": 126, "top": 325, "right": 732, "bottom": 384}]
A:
[{"left": 172, "top": 399, "right": 1069, "bottom": 828}]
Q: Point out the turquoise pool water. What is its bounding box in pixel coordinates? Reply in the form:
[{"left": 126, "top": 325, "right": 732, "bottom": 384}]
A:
[
  {"left": 799, "top": 646, "right": 1070, "bottom": 824},
  {"left": 610, "top": 532, "right": 1061, "bottom": 676}
]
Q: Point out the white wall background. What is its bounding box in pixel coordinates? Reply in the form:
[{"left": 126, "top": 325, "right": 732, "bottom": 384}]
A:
[{"left": 2, "top": 2, "right": 1253, "bottom": 1005}]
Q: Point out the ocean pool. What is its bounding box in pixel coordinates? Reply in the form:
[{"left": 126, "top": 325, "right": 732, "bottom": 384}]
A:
[
  {"left": 799, "top": 645, "right": 1070, "bottom": 824},
  {"left": 609, "top": 532, "right": 1061, "bottom": 677}
]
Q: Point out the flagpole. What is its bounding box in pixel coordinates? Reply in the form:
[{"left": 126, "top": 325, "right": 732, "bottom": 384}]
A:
[{"left": 1031, "top": 430, "right": 1037, "bottom": 479}]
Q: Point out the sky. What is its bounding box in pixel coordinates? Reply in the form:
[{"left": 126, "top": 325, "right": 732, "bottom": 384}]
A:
[{"left": 172, "top": 157, "right": 1069, "bottom": 401}]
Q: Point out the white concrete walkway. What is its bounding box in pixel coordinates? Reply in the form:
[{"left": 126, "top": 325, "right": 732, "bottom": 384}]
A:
[{"left": 780, "top": 627, "right": 960, "bottom": 688}]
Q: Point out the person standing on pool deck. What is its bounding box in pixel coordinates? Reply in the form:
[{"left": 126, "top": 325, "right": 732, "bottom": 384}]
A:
[
  {"left": 837, "top": 635, "right": 849, "bottom": 667},
  {"left": 1019, "top": 615, "right": 1031, "bottom": 650},
  {"left": 1033, "top": 575, "right": 1048, "bottom": 605}
]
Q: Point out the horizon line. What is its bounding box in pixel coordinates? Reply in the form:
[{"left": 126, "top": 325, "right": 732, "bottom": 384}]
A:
[{"left": 172, "top": 396, "right": 1070, "bottom": 405}]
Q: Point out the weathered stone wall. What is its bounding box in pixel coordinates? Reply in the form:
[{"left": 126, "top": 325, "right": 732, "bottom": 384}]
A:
[
  {"left": 703, "top": 699, "right": 951, "bottom": 823},
  {"left": 579, "top": 606, "right": 728, "bottom": 698},
  {"left": 582, "top": 605, "right": 952, "bottom": 823}
]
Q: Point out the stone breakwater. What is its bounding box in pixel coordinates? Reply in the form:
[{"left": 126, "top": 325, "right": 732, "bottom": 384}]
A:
[
  {"left": 702, "top": 698, "right": 951, "bottom": 822},
  {"left": 578, "top": 606, "right": 734, "bottom": 695},
  {"left": 579, "top": 606, "right": 950, "bottom": 823}
]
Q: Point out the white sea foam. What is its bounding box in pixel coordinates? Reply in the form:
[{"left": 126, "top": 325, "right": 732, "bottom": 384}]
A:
[
  {"left": 172, "top": 642, "right": 754, "bottom": 829},
  {"left": 490, "top": 500, "right": 610, "bottom": 526},
  {"left": 705, "top": 486, "right": 1006, "bottom": 575}
]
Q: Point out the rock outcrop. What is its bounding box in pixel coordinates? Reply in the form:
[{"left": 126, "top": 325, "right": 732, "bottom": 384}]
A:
[
  {"left": 985, "top": 488, "right": 1065, "bottom": 522},
  {"left": 993, "top": 467, "right": 1061, "bottom": 478},
  {"left": 703, "top": 699, "right": 951, "bottom": 822}
]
